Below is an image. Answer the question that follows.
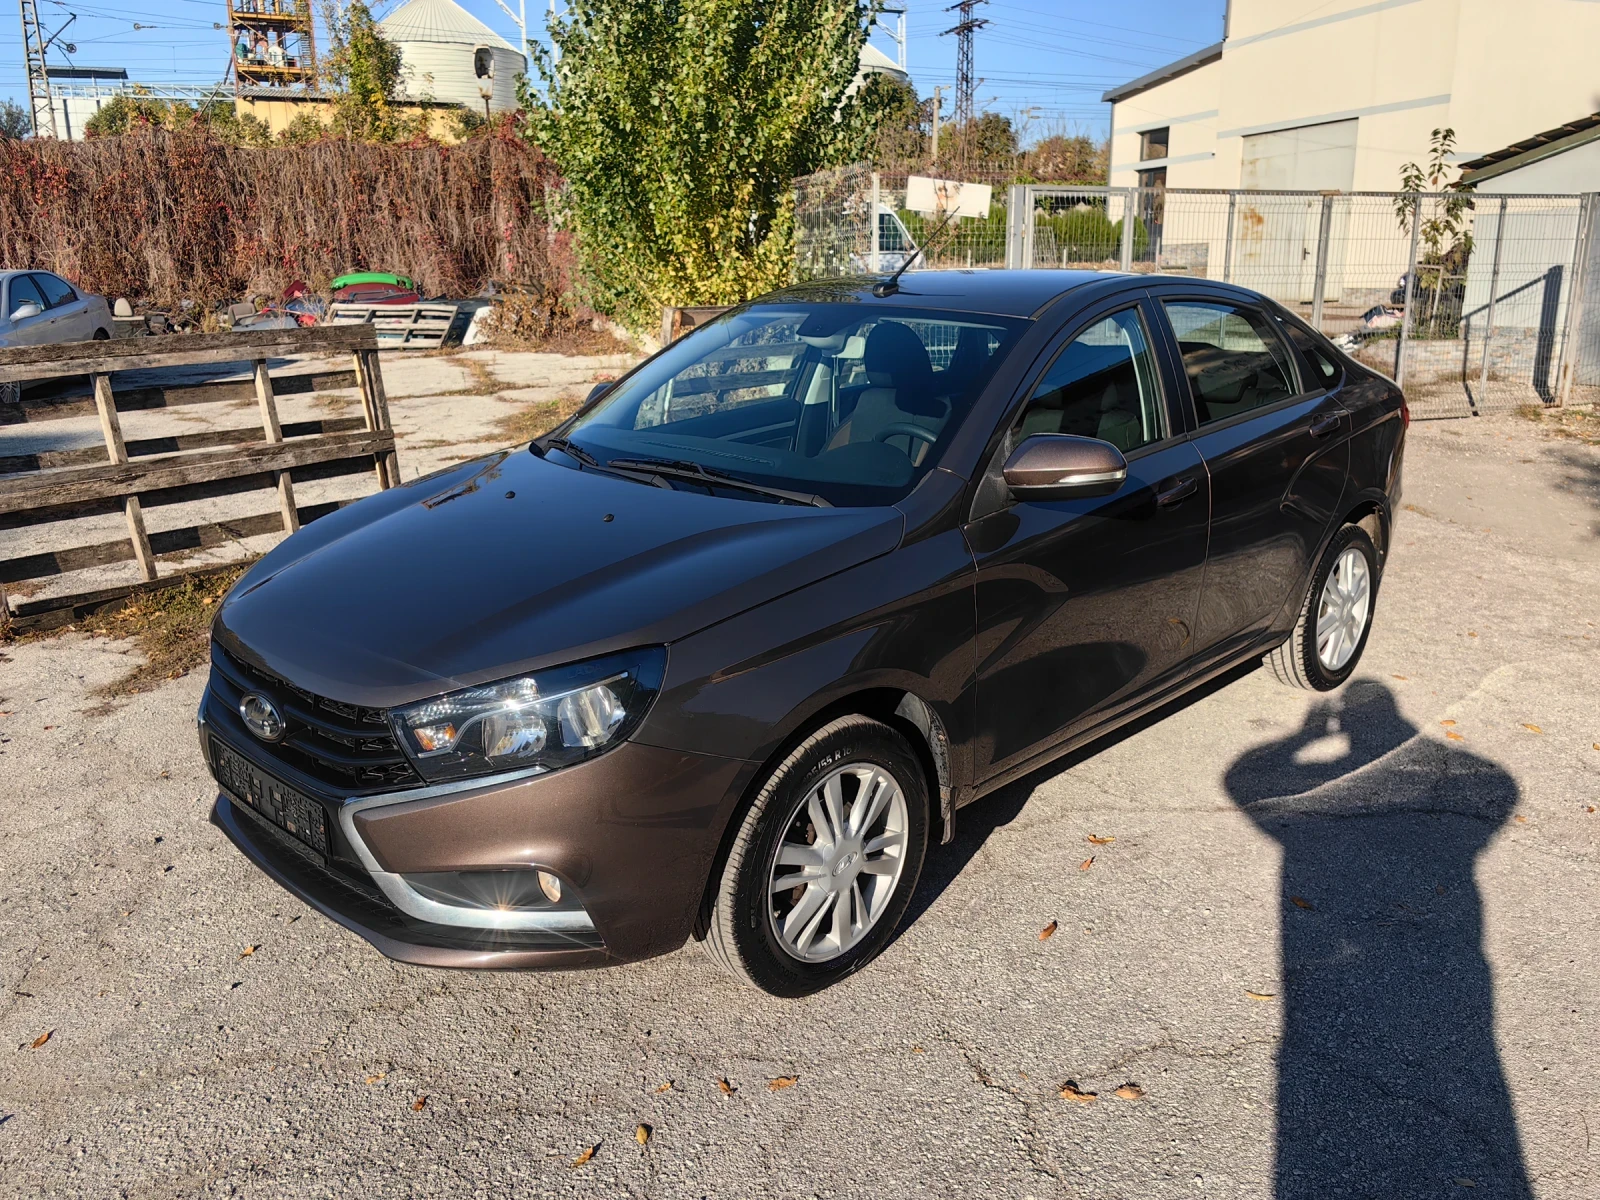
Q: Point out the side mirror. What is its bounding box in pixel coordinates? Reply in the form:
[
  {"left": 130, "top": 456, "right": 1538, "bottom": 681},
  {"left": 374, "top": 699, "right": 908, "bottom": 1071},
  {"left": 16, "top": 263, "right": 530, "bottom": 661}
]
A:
[
  {"left": 9, "top": 301, "right": 42, "bottom": 323},
  {"left": 1002, "top": 434, "right": 1128, "bottom": 500},
  {"left": 585, "top": 382, "right": 613, "bottom": 404}
]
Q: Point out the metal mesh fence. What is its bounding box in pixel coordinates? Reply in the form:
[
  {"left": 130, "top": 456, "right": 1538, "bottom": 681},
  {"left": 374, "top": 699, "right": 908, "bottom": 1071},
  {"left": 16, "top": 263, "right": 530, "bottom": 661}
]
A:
[{"left": 793, "top": 168, "right": 1599, "bottom": 419}]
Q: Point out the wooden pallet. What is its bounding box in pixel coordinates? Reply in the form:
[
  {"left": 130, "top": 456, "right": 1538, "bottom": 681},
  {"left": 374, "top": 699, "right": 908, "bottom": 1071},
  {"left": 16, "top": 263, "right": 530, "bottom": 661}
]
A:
[
  {"left": 326, "top": 303, "right": 462, "bottom": 350},
  {"left": 0, "top": 326, "right": 400, "bottom": 632}
]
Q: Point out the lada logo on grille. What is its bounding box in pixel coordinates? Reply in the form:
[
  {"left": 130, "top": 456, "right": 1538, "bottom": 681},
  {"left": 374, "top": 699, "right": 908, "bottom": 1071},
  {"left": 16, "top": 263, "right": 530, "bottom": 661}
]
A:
[{"left": 239, "top": 692, "right": 286, "bottom": 743}]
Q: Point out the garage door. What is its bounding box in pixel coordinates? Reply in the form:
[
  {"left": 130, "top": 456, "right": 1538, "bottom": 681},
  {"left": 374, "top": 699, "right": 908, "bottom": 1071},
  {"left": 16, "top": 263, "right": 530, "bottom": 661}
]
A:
[{"left": 1235, "top": 119, "right": 1357, "bottom": 304}]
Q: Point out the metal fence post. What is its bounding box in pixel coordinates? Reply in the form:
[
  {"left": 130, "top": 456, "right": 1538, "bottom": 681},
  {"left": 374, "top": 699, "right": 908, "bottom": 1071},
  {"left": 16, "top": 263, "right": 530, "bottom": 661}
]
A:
[
  {"left": 1005, "top": 184, "right": 1024, "bottom": 269},
  {"left": 1310, "top": 192, "right": 1335, "bottom": 332},
  {"left": 1477, "top": 196, "right": 1508, "bottom": 399},
  {"left": 1222, "top": 192, "right": 1236, "bottom": 283},
  {"left": 1555, "top": 192, "right": 1597, "bottom": 407},
  {"left": 1022, "top": 186, "right": 1037, "bottom": 268},
  {"left": 1396, "top": 195, "right": 1423, "bottom": 388},
  {"left": 1120, "top": 188, "right": 1136, "bottom": 271},
  {"left": 868, "top": 171, "right": 881, "bottom": 274}
]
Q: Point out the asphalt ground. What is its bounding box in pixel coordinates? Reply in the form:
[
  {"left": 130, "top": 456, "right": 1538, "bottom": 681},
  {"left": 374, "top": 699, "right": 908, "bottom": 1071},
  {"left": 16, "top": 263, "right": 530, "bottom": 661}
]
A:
[{"left": 1, "top": 408, "right": 1597, "bottom": 1199}]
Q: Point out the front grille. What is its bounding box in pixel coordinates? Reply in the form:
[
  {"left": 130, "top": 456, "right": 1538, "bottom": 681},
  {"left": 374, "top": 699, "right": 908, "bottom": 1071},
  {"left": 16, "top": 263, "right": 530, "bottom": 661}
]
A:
[{"left": 208, "top": 644, "right": 422, "bottom": 791}]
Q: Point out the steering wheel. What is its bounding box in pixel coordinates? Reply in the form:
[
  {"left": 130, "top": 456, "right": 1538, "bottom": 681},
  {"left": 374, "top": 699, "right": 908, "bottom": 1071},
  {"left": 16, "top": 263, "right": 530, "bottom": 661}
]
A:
[{"left": 873, "top": 422, "right": 939, "bottom": 448}]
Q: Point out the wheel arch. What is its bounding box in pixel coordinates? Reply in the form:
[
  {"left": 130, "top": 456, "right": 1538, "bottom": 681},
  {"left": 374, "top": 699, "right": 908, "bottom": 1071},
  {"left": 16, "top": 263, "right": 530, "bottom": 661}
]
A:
[{"left": 690, "top": 683, "right": 954, "bottom": 943}]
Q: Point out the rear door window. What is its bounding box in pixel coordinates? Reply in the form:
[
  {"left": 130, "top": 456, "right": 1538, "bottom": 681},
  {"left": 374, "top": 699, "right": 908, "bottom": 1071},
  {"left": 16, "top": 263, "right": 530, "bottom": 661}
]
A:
[
  {"left": 31, "top": 273, "right": 77, "bottom": 308},
  {"left": 1162, "top": 300, "right": 1299, "bottom": 425},
  {"left": 1277, "top": 317, "right": 1344, "bottom": 389}
]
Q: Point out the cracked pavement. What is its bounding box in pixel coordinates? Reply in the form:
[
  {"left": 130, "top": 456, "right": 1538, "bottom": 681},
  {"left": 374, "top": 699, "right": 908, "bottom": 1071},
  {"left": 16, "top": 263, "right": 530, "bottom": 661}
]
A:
[{"left": 1, "top": 409, "right": 1597, "bottom": 1198}]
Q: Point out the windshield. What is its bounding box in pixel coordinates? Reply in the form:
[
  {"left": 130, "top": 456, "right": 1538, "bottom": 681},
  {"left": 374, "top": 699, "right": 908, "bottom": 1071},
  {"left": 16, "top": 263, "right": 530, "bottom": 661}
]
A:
[{"left": 549, "top": 304, "right": 1028, "bottom": 507}]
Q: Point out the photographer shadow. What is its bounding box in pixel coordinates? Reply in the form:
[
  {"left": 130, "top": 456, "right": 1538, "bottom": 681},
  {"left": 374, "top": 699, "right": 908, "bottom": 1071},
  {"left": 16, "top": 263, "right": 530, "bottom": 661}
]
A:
[{"left": 1225, "top": 679, "right": 1531, "bottom": 1198}]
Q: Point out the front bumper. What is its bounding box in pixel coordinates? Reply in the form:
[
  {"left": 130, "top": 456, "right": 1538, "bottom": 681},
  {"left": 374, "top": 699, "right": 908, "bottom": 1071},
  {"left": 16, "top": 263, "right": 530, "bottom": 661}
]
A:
[{"left": 203, "top": 694, "right": 758, "bottom": 969}]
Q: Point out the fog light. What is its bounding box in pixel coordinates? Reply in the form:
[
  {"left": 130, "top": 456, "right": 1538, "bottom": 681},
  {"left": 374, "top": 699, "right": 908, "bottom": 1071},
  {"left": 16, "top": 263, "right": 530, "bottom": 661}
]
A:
[{"left": 402, "top": 868, "right": 571, "bottom": 912}]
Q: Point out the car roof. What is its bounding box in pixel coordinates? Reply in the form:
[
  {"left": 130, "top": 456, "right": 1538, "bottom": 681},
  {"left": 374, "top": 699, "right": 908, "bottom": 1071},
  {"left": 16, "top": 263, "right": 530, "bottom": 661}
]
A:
[{"left": 762, "top": 269, "right": 1121, "bottom": 319}]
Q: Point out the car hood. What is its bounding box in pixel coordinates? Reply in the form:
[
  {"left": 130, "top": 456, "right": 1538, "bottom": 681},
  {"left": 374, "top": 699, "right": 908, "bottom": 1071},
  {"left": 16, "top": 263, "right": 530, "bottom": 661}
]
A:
[{"left": 214, "top": 449, "right": 904, "bottom": 708}]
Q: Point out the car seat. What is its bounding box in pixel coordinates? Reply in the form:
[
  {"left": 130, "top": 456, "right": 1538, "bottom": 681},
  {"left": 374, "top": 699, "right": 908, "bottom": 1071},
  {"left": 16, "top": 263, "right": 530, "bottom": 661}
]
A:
[{"left": 828, "top": 322, "right": 947, "bottom": 460}]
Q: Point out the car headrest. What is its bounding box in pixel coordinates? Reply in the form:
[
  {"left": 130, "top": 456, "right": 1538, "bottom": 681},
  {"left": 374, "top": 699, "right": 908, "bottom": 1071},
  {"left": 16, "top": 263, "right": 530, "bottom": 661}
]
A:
[{"left": 863, "top": 321, "right": 940, "bottom": 416}]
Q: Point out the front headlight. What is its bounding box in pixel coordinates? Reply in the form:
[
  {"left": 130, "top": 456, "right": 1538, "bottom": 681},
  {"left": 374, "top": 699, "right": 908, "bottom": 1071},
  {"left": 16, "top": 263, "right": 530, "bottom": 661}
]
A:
[{"left": 388, "top": 647, "right": 666, "bottom": 782}]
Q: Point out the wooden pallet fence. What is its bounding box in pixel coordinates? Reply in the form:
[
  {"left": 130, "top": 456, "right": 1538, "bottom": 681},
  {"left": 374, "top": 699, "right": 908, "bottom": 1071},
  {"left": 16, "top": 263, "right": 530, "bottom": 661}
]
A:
[
  {"left": 0, "top": 326, "right": 401, "bottom": 632},
  {"left": 326, "top": 303, "right": 463, "bottom": 350}
]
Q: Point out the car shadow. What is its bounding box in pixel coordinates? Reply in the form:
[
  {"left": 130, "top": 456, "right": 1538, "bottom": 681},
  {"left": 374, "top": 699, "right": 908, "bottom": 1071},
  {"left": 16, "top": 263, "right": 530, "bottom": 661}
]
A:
[
  {"left": 901, "top": 659, "right": 1260, "bottom": 935},
  {"left": 906, "top": 675, "right": 1531, "bottom": 1198}
]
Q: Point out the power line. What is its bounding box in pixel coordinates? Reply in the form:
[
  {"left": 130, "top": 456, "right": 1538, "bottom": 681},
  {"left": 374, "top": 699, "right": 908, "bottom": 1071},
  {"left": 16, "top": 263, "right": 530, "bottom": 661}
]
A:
[{"left": 942, "top": 0, "right": 988, "bottom": 126}]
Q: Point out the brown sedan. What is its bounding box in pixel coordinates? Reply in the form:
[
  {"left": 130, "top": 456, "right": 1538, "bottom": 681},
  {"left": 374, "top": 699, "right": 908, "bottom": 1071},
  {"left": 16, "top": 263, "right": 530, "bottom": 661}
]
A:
[{"left": 202, "top": 270, "right": 1405, "bottom": 995}]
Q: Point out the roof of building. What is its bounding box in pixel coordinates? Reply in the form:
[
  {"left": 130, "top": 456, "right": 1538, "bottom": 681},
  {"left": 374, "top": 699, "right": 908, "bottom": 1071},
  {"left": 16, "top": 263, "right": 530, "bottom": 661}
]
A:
[
  {"left": 1458, "top": 112, "right": 1600, "bottom": 185},
  {"left": 379, "top": 0, "right": 518, "bottom": 52},
  {"left": 1102, "top": 41, "right": 1223, "bottom": 105}
]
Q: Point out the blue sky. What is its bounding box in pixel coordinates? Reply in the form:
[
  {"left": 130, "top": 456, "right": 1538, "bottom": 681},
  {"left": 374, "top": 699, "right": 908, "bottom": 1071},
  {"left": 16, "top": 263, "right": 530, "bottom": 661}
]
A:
[{"left": 3, "top": 0, "right": 1227, "bottom": 143}]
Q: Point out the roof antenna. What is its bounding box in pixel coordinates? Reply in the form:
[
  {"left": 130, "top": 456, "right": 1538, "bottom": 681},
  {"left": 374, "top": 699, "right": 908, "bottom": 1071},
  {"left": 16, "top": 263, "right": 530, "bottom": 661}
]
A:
[{"left": 872, "top": 207, "right": 959, "bottom": 297}]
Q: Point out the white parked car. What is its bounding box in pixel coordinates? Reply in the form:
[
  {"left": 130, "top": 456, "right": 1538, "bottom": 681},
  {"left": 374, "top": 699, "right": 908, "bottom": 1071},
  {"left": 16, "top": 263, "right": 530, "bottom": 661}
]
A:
[{"left": 1, "top": 270, "right": 113, "bottom": 348}]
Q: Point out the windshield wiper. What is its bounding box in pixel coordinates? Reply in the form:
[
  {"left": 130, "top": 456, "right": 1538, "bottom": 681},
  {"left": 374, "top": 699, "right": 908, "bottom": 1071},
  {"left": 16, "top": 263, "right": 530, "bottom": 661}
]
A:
[
  {"left": 541, "top": 435, "right": 600, "bottom": 467},
  {"left": 605, "top": 457, "right": 832, "bottom": 507}
]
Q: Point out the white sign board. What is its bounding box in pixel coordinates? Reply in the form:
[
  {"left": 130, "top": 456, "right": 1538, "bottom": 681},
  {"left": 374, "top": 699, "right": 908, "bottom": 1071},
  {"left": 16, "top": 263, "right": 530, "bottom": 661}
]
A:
[{"left": 904, "top": 175, "right": 994, "bottom": 220}]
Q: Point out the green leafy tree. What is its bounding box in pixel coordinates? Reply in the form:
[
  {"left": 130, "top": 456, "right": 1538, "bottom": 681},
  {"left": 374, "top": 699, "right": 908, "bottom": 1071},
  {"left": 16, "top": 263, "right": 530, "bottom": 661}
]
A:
[
  {"left": 1395, "top": 127, "right": 1473, "bottom": 265},
  {"left": 0, "top": 99, "right": 32, "bottom": 140},
  {"left": 82, "top": 93, "right": 271, "bottom": 145},
  {"left": 526, "top": 0, "right": 884, "bottom": 327},
  {"left": 322, "top": 0, "right": 415, "bottom": 142}
]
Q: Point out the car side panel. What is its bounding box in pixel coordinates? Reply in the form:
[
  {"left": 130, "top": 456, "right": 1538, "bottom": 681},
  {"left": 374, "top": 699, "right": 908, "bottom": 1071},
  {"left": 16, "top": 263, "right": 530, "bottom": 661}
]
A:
[{"left": 632, "top": 520, "right": 980, "bottom": 796}]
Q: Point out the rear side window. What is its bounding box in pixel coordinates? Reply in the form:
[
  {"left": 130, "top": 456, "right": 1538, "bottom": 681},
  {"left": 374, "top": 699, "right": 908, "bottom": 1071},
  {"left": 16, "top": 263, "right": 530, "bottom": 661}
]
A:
[
  {"left": 1014, "top": 307, "right": 1165, "bottom": 454},
  {"left": 1163, "top": 301, "right": 1298, "bottom": 425},
  {"left": 8, "top": 275, "right": 46, "bottom": 314},
  {"left": 32, "top": 273, "right": 77, "bottom": 308},
  {"left": 1278, "top": 317, "right": 1344, "bottom": 389}
]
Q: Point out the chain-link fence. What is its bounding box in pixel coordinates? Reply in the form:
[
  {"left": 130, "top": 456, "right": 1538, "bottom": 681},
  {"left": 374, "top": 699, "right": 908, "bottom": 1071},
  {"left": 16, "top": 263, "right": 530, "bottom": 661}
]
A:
[{"left": 794, "top": 168, "right": 1600, "bottom": 420}]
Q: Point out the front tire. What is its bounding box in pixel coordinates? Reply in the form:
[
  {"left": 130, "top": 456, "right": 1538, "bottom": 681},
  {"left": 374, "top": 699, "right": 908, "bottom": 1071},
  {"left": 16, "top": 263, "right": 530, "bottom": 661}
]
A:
[
  {"left": 1266, "top": 523, "right": 1379, "bottom": 691},
  {"left": 704, "top": 715, "right": 929, "bottom": 996}
]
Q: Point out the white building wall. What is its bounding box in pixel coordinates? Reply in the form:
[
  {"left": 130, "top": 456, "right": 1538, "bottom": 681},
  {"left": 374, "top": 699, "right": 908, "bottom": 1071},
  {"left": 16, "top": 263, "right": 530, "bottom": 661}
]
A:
[
  {"left": 1108, "top": 0, "right": 1600, "bottom": 194},
  {"left": 395, "top": 42, "right": 524, "bottom": 113}
]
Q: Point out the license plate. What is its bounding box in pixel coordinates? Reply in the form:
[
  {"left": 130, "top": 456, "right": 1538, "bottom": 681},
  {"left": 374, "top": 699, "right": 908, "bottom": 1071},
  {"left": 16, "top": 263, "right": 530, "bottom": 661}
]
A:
[{"left": 211, "top": 738, "right": 330, "bottom": 855}]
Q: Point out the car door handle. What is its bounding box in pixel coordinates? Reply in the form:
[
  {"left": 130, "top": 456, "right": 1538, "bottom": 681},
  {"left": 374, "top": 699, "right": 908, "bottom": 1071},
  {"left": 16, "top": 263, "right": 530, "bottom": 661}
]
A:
[
  {"left": 1156, "top": 476, "right": 1198, "bottom": 507},
  {"left": 1309, "top": 413, "right": 1342, "bottom": 439}
]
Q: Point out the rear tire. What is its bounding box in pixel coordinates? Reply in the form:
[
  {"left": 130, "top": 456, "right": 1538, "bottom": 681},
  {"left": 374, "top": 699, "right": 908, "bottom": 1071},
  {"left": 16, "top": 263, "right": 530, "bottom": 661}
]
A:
[
  {"left": 92, "top": 329, "right": 110, "bottom": 340},
  {"left": 1266, "top": 524, "right": 1379, "bottom": 691},
  {"left": 704, "top": 715, "right": 928, "bottom": 996}
]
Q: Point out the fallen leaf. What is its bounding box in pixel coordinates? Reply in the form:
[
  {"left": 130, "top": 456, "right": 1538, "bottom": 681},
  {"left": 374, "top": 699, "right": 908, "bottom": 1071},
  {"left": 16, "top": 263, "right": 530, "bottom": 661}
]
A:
[
  {"left": 411, "top": 1096, "right": 427, "bottom": 1111},
  {"left": 1079, "top": 856, "right": 1095, "bottom": 871},
  {"left": 1039, "top": 920, "right": 1058, "bottom": 940},
  {"left": 1392, "top": 674, "right": 1409, "bottom": 681},
  {"left": 1440, "top": 719, "right": 1456, "bottom": 727},
  {"left": 239, "top": 945, "right": 259, "bottom": 959},
  {"left": 1587, "top": 806, "right": 1596, "bottom": 814},
  {"left": 1521, "top": 724, "right": 1543, "bottom": 734},
  {"left": 1245, "top": 991, "right": 1277, "bottom": 1001},
  {"left": 1114, "top": 1083, "right": 1145, "bottom": 1101},
  {"left": 717, "top": 1078, "right": 735, "bottom": 1095},
  {"left": 652, "top": 1080, "right": 673, "bottom": 1093},
  {"left": 1594, "top": 744, "right": 1600, "bottom": 752},
  {"left": 1059, "top": 1080, "right": 1097, "bottom": 1103},
  {"left": 42, "top": 725, "right": 54, "bottom": 731},
  {"left": 364, "top": 1073, "right": 387, "bottom": 1085},
  {"left": 29, "top": 1030, "right": 52, "bottom": 1049},
  {"left": 570, "top": 1144, "right": 598, "bottom": 1168},
  {"left": 1446, "top": 731, "right": 1465, "bottom": 741},
  {"left": 1453, "top": 1179, "right": 1477, "bottom": 1188},
  {"left": 1514, "top": 815, "right": 1527, "bottom": 824},
  {"left": 635, "top": 1124, "right": 652, "bottom": 1146},
  {"left": 912, "top": 1045, "right": 926, "bottom": 1054},
  {"left": 768, "top": 1075, "right": 798, "bottom": 1091},
  {"left": 1467, "top": 631, "right": 1478, "bottom": 638},
  {"left": 1086, "top": 834, "right": 1115, "bottom": 845},
  {"left": 1290, "top": 895, "right": 1314, "bottom": 910}
]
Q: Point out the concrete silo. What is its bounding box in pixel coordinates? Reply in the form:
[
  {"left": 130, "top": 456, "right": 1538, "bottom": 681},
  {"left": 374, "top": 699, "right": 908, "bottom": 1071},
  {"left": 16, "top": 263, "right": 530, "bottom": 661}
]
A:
[{"left": 379, "top": 0, "right": 526, "bottom": 118}]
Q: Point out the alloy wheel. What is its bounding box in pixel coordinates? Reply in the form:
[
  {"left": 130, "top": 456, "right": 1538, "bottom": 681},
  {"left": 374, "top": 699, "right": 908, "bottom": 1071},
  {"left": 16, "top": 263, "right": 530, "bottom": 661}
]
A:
[
  {"left": 766, "top": 763, "right": 910, "bottom": 963},
  {"left": 1315, "top": 546, "right": 1372, "bottom": 671}
]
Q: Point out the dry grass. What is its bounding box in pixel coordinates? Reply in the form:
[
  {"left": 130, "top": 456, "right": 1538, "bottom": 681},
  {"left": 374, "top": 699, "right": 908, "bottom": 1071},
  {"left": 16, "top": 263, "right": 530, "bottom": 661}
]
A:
[
  {"left": 1517, "top": 403, "right": 1600, "bottom": 445},
  {"left": 491, "top": 391, "right": 588, "bottom": 446},
  {"left": 77, "top": 566, "right": 250, "bottom": 698}
]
